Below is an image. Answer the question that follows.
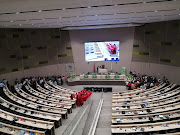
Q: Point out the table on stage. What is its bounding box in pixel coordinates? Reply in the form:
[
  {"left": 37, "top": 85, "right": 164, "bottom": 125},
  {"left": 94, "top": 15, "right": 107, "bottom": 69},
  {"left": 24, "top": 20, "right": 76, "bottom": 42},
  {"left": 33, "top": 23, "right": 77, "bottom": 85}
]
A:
[{"left": 80, "top": 74, "right": 125, "bottom": 80}]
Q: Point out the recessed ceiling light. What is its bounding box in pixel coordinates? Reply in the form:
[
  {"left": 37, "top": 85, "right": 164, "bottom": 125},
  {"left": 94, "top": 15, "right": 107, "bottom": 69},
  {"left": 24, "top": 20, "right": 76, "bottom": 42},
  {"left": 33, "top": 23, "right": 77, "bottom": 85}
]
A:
[
  {"left": 88, "top": 6, "right": 91, "bottom": 8},
  {"left": 16, "top": 12, "right": 19, "bottom": 14},
  {"left": 38, "top": 10, "right": 42, "bottom": 12},
  {"left": 62, "top": 8, "right": 66, "bottom": 10},
  {"left": 10, "top": 21, "right": 13, "bottom": 22}
]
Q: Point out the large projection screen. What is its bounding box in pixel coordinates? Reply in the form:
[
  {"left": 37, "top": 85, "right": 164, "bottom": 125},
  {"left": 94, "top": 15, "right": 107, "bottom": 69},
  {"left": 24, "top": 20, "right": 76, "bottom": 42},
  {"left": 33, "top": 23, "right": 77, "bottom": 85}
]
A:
[{"left": 85, "top": 41, "right": 120, "bottom": 62}]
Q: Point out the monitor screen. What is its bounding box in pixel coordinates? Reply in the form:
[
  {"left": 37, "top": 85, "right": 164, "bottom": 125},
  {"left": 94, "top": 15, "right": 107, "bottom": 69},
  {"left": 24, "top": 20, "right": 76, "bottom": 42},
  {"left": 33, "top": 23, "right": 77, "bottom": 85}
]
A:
[{"left": 85, "top": 41, "right": 120, "bottom": 62}]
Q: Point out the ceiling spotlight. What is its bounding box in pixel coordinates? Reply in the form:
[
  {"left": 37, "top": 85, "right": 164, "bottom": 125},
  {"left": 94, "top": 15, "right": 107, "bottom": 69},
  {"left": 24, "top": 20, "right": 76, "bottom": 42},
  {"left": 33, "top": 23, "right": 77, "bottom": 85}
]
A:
[{"left": 38, "top": 10, "right": 42, "bottom": 12}]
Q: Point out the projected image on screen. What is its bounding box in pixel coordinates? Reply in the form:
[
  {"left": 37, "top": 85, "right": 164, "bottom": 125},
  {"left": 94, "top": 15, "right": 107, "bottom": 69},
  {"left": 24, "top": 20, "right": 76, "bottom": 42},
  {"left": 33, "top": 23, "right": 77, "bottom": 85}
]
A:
[{"left": 85, "top": 41, "right": 119, "bottom": 62}]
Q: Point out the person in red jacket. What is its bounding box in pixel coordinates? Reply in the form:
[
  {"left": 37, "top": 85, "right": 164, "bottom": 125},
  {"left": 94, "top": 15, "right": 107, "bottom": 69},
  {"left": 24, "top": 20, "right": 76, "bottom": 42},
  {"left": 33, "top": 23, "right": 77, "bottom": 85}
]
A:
[
  {"left": 76, "top": 94, "right": 81, "bottom": 106},
  {"left": 79, "top": 94, "right": 84, "bottom": 106}
]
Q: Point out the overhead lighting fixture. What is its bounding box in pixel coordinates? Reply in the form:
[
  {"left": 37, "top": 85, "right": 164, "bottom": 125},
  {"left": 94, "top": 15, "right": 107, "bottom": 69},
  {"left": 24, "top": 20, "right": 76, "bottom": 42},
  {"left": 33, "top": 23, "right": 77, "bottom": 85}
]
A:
[
  {"left": 62, "top": 8, "right": 66, "bottom": 10},
  {"left": 61, "top": 23, "right": 143, "bottom": 30},
  {"left": 88, "top": 6, "right": 91, "bottom": 8},
  {"left": 19, "top": 24, "right": 22, "bottom": 26},
  {"left": 38, "top": 10, "right": 42, "bottom": 12},
  {"left": 16, "top": 12, "right": 19, "bottom": 14},
  {"left": 10, "top": 21, "right": 13, "bottom": 22}
]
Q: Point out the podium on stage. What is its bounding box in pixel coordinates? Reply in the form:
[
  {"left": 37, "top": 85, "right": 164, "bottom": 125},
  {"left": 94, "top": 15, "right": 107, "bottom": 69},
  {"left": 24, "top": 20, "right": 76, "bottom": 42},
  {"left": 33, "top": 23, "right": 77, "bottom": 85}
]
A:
[{"left": 98, "top": 68, "right": 108, "bottom": 74}]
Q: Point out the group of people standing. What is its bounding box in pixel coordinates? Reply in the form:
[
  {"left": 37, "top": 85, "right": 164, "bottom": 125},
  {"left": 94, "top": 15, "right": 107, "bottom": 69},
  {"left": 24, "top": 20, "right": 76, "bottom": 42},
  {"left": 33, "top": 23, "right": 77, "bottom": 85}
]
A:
[{"left": 73, "top": 89, "right": 92, "bottom": 106}]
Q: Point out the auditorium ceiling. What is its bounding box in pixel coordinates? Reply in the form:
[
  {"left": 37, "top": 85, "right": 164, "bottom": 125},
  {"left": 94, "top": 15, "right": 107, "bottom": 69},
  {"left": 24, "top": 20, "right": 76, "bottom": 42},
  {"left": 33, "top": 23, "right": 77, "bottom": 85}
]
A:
[{"left": 0, "top": 0, "right": 179, "bottom": 29}]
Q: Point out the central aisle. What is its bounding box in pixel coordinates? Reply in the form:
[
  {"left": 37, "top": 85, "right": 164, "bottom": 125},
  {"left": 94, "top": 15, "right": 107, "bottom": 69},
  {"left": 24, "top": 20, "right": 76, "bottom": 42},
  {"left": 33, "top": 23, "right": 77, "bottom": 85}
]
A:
[
  {"left": 56, "top": 84, "right": 126, "bottom": 135},
  {"left": 95, "top": 92, "right": 112, "bottom": 135}
]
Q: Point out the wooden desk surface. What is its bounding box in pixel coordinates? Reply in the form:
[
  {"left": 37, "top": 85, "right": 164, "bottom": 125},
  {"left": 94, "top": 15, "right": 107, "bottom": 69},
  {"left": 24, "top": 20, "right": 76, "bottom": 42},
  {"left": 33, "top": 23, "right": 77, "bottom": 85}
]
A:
[
  {"left": 112, "top": 84, "right": 176, "bottom": 100},
  {"left": 26, "top": 85, "right": 76, "bottom": 104},
  {"left": 4, "top": 88, "right": 67, "bottom": 115},
  {"left": 112, "top": 110, "right": 180, "bottom": 124},
  {"left": 0, "top": 109, "right": 54, "bottom": 129},
  {"left": 111, "top": 120, "right": 180, "bottom": 133},
  {"left": 0, "top": 96, "right": 62, "bottom": 122},
  {"left": 112, "top": 90, "right": 179, "bottom": 104},
  {"left": 112, "top": 83, "right": 167, "bottom": 95},
  {"left": 16, "top": 88, "right": 72, "bottom": 109},
  {"left": 0, "top": 121, "right": 45, "bottom": 135}
]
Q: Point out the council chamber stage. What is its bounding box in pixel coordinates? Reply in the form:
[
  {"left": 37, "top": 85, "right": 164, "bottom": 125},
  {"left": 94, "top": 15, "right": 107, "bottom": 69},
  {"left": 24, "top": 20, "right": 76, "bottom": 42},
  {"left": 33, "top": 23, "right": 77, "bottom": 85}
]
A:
[{"left": 66, "top": 73, "right": 127, "bottom": 86}]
